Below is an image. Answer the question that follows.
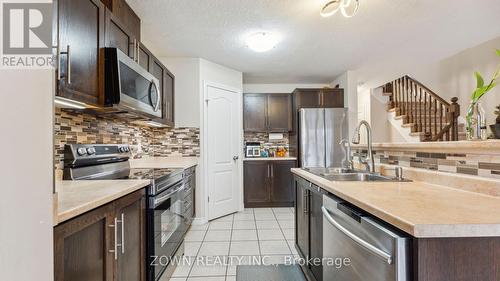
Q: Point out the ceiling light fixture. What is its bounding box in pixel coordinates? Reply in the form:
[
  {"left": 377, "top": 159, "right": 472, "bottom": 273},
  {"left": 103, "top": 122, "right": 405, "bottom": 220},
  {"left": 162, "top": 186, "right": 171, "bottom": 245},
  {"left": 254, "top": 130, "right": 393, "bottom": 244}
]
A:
[
  {"left": 245, "top": 32, "right": 280, "bottom": 53},
  {"left": 320, "top": 0, "right": 359, "bottom": 18}
]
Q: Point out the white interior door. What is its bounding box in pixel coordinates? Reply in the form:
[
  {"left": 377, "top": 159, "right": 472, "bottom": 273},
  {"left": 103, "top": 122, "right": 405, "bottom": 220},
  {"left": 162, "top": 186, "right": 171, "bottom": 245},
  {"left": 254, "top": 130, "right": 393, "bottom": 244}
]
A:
[{"left": 206, "top": 84, "right": 241, "bottom": 220}]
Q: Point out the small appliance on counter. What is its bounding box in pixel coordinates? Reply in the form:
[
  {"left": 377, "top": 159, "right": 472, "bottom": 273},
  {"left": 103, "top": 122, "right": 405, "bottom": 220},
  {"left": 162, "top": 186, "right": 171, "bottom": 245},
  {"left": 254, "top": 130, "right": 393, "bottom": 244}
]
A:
[{"left": 245, "top": 142, "right": 261, "bottom": 157}]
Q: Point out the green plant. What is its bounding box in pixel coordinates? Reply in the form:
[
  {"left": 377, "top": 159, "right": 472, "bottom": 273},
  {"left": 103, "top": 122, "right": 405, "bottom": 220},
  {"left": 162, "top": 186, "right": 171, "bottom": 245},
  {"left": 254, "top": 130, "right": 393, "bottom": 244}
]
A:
[{"left": 471, "top": 49, "right": 500, "bottom": 103}]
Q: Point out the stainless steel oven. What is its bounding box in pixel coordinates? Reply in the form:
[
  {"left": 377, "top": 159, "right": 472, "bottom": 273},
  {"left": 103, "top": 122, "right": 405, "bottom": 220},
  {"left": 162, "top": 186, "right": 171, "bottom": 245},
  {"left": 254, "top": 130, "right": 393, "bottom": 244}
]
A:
[
  {"left": 147, "top": 179, "right": 188, "bottom": 281},
  {"left": 103, "top": 47, "right": 162, "bottom": 119}
]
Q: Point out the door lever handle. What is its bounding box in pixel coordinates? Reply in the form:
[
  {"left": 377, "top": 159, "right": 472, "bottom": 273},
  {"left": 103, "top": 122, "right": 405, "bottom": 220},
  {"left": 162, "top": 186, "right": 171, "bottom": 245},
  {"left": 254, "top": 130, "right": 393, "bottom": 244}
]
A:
[{"left": 233, "top": 156, "right": 239, "bottom": 161}]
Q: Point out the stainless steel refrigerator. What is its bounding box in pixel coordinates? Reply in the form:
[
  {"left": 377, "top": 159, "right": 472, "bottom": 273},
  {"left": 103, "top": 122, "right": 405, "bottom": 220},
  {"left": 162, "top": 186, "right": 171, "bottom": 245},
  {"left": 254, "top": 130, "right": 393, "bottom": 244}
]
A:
[{"left": 299, "top": 108, "right": 349, "bottom": 168}]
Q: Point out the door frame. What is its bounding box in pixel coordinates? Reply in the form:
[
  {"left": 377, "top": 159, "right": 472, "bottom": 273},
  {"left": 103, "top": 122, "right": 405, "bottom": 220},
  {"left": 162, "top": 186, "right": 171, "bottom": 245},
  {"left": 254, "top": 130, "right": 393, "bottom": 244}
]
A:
[{"left": 202, "top": 80, "right": 243, "bottom": 221}]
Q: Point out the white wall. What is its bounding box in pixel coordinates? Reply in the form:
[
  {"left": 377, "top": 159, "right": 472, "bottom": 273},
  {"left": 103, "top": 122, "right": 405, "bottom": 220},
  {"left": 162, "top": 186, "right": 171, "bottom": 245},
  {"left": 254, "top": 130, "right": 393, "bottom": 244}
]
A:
[
  {"left": 331, "top": 71, "right": 359, "bottom": 136},
  {"left": 242, "top": 83, "right": 329, "bottom": 93},
  {"left": 161, "top": 57, "right": 243, "bottom": 223},
  {"left": 161, "top": 58, "right": 201, "bottom": 127},
  {"left": 0, "top": 69, "right": 54, "bottom": 281}
]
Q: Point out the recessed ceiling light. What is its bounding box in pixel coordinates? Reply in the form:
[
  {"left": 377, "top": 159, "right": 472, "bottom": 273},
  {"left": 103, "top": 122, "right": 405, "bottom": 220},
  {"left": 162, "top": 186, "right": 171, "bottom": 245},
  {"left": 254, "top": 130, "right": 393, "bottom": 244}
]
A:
[{"left": 245, "top": 32, "right": 280, "bottom": 53}]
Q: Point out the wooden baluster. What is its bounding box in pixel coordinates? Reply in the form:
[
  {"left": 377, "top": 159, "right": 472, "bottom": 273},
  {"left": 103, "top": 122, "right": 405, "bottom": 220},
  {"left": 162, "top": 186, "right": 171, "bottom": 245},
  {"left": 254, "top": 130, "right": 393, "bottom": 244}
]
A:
[
  {"left": 439, "top": 103, "right": 443, "bottom": 141},
  {"left": 446, "top": 107, "right": 453, "bottom": 141},
  {"left": 423, "top": 91, "right": 427, "bottom": 136},
  {"left": 398, "top": 78, "right": 402, "bottom": 116},
  {"left": 433, "top": 98, "right": 438, "bottom": 139},
  {"left": 418, "top": 88, "right": 423, "bottom": 132},
  {"left": 403, "top": 77, "right": 407, "bottom": 121},
  {"left": 409, "top": 80, "right": 413, "bottom": 124}
]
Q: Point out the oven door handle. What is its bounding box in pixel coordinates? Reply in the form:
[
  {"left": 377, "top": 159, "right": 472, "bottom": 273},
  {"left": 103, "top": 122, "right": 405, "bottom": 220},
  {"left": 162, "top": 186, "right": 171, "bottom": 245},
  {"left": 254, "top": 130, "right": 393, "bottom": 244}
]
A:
[{"left": 153, "top": 184, "right": 185, "bottom": 207}]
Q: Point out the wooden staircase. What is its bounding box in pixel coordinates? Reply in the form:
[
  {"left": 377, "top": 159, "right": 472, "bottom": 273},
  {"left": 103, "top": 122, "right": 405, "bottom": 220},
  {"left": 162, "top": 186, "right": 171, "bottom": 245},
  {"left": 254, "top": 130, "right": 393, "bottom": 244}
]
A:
[{"left": 382, "top": 76, "right": 463, "bottom": 142}]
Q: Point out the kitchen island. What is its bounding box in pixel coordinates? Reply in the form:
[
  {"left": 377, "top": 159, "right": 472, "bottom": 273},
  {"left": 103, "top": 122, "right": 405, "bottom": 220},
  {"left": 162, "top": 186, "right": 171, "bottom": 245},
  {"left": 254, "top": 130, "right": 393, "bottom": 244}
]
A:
[{"left": 292, "top": 168, "right": 500, "bottom": 281}]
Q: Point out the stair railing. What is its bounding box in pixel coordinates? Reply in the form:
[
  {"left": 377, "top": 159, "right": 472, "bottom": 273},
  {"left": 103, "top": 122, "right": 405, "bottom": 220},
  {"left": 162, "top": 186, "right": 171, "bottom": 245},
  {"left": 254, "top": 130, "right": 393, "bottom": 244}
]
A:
[{"left": 384, "top": 75, "right": 460, "bottom": 141}]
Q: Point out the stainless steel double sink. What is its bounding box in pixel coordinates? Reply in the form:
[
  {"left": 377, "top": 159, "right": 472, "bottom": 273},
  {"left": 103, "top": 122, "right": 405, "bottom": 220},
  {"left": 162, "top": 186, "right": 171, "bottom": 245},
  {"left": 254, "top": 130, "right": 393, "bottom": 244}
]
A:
[{"left": 304, "top": 167, "right": 411, "bottom": 182}]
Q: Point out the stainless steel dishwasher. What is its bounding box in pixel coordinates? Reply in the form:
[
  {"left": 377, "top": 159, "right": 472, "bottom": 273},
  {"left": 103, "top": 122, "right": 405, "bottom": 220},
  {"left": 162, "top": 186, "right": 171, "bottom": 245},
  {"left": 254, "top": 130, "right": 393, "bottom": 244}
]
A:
[{"left": 322, "top": 194, "right": 410, "bottom": 281}]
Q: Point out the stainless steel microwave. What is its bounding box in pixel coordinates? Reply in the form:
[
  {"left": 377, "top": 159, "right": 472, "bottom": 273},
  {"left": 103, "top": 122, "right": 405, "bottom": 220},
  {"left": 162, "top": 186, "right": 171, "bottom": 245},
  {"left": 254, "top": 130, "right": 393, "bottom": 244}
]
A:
[{"left": 103, "top": 48, "right": 162, "bottom": 118}]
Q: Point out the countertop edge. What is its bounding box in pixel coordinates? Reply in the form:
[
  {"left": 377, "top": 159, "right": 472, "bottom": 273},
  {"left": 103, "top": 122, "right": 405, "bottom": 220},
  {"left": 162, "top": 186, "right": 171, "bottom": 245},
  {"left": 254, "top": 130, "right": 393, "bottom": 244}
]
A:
[{"left": 54, "top": 180, "right": 150, "bottom": 226}]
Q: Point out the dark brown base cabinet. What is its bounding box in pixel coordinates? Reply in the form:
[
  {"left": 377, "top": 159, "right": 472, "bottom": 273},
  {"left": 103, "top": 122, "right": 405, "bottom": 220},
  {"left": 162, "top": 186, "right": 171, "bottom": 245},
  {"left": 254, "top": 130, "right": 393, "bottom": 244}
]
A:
[
  {"left": 295, "top": 176, "right": 324, "bottom": 281},
  {"left": 244, "top": 160, "right": 296, "bottom": 208},
  {"left": 54, "top": 189, "right": 146, "bottom": 281}
]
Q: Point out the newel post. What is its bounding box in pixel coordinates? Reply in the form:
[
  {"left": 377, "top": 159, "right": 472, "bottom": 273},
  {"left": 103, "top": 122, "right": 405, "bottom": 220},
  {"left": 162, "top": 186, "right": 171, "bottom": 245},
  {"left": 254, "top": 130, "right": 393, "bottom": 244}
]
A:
[{"left": 450, "top": 97, "right": 460, "bottom": 141}]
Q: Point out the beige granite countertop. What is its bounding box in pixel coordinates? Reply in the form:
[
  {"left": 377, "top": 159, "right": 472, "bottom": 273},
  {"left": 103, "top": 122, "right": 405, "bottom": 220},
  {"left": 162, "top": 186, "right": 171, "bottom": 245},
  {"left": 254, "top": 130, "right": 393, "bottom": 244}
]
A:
[
  {"left": 243, "top": 157, "right": 297, "bottom": 161},
  {"left": 54, "top": 180, "right": 150, "bottom": 226},
  {"left": 130, "top": 157, "right": 198, "bottom": 169},
  {"left": 352, "top": 140, "right": 500, "bottom": 154},
  {"left": 292, "top": 168, "right": 500, "bottom": 238}
]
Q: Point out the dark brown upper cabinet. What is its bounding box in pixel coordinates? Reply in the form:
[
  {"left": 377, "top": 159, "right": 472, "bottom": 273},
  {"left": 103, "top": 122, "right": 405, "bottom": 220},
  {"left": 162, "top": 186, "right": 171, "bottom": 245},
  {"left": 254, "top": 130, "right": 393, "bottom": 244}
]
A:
[
  {"left": 244, "top": 160, "right": 296, "bottom": 208},
  {"left": 55, "top": 0, "right": 105, "bottom": 105},
  {"left": 151, "top": 57, "right": 175, "bottom": 127},
  {"left": 243, "top": 93, "right": 292, "bottom": 132},
  {"left": 293, "top": 88, "right": 344, "bottom": 108},
  {"left": 105, "top": 9, "right": 136, "bottom": 60},
  {"left": 101, "top": 0, "right": 140, "bottom": 40}
]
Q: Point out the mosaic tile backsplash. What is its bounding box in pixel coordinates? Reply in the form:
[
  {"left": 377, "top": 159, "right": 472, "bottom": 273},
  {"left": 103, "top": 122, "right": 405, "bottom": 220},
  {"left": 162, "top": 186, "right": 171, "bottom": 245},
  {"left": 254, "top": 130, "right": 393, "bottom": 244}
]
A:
[
  {"left": 54, "top": 108, "right": 200, "bottom": 174},
  {"left": 244, "top": 132, "right": 290, "bottom": 154},
  {"left": 353, "top": 149, "right": 500, "bottom": 180}
]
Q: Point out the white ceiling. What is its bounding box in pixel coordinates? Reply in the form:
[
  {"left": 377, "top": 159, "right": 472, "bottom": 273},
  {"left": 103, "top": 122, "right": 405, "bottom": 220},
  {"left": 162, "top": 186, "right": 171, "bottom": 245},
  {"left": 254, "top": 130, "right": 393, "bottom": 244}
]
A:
[{"left": 127, "top": 0, "right": 500, "bottom": 84}]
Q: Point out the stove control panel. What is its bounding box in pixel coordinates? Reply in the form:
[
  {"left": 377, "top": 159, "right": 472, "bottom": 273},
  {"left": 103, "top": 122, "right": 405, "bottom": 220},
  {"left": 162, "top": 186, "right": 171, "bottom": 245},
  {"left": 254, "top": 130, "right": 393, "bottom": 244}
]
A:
[{"left": 66, "top": 144, "right": 131, "bottom": 159}]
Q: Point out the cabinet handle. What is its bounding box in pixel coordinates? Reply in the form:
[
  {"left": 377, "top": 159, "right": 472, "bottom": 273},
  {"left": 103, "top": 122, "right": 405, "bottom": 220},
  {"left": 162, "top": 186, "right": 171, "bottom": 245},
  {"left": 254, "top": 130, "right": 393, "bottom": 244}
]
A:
[
  {"left": 120, "top": 213, "right": 125, "bottom": 254},
  {"left": 109, "top": 217, "right": 118, "bottom": 260},
  {"left": 267, "top": 164, "right": 270, "bottom": 178},
  {"left": 271, "top": 165, "right": 274, "bottom": 177},
  {"left": 303, "top": 189, "right": 308, "bottom": 214},
  {"left": 59, "top": 45, "right": 71, "bottom": 84}
]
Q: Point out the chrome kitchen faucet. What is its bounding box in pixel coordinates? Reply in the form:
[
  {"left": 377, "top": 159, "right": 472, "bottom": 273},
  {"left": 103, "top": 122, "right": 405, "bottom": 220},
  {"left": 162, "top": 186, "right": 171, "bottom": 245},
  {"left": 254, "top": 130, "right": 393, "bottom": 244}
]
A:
[{"left": 351, "top": 120, "right": 375, "bottom": 173}]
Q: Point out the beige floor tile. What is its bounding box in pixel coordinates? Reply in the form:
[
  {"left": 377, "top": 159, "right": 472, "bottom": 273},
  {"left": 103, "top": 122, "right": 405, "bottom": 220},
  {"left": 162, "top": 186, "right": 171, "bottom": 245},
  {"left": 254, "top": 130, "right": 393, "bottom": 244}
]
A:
[
  {"left": 254, "top": 212, "right": 277, "bottom": 221},
  {"left": 257, "top": 229, "right": 285, "bottom": 240},
  {"left": 184, "top": 242, "right": 202, "bottom": 256},
  {"left": 204, "top": 230, "right": 232, "bottom": 242},
  {"left": 272, "top": 207, "right": 292, "bottom": 213},
  {"left": 256, "top": 220, "right": 280, "bottom": 229},
  {"left": 225, "top": 276, "right": 236, "bottom": 281},
  {"left": 282, "top": 228, "right": 295, "bottom": 240},
  {"left": 278, "top": 220, "right": 295, "bottom": 229},
  {"left": 185, "top": 230, "right": 207, "bottom": 242},
  {"left": 262, "top": 255, "right": 295, "bottom": 265},
  {"left": 253, "top": 208, "right": 273, "bottom": 213},
  {"left": 231, "top": 229, "right": 258, "bottom": 241},
  {"left": 229, "top": 241, "right": 260, "bottom": 256},
  {"left": 188, "top": 261, "right": 228, "bottom": 277},
  {"left": 232, "top": 220, "right": 256, "bottom": 230},
  {"left": 260, "top": 240, "right": 291, "bottom": 255},
  {"left": 189, "top": 223, "right": 209, "bottom": 231},
  {"left": 211, "top": 214, "right": 234, "bottom": 222},
  {"left": 275, "top": 213, "right": 294, "bottom": 220},
  {"left": 198, "top": 242, "right": 230, "bottom": 256},
  {"left": 233, "top": 213, "right": 255, "bottom": 221},
  {"left": 188, "top": 277, "right": 225, "bottom": 281},
  {"left": 171, "top": 262, "right": 193, "bottom": 278},
  {"left": 209, "top": 221, "right": 233, "bottom": 230},
  {"left": 287, "top": 240, "right": 299, "bottom": 255}
]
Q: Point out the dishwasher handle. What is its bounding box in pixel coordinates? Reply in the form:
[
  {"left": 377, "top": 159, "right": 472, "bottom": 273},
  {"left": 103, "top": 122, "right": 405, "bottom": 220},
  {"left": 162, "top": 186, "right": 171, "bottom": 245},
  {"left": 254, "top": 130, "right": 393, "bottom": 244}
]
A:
[{"left": 322, "top": 206, "right": 393, "bottom": 265}]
